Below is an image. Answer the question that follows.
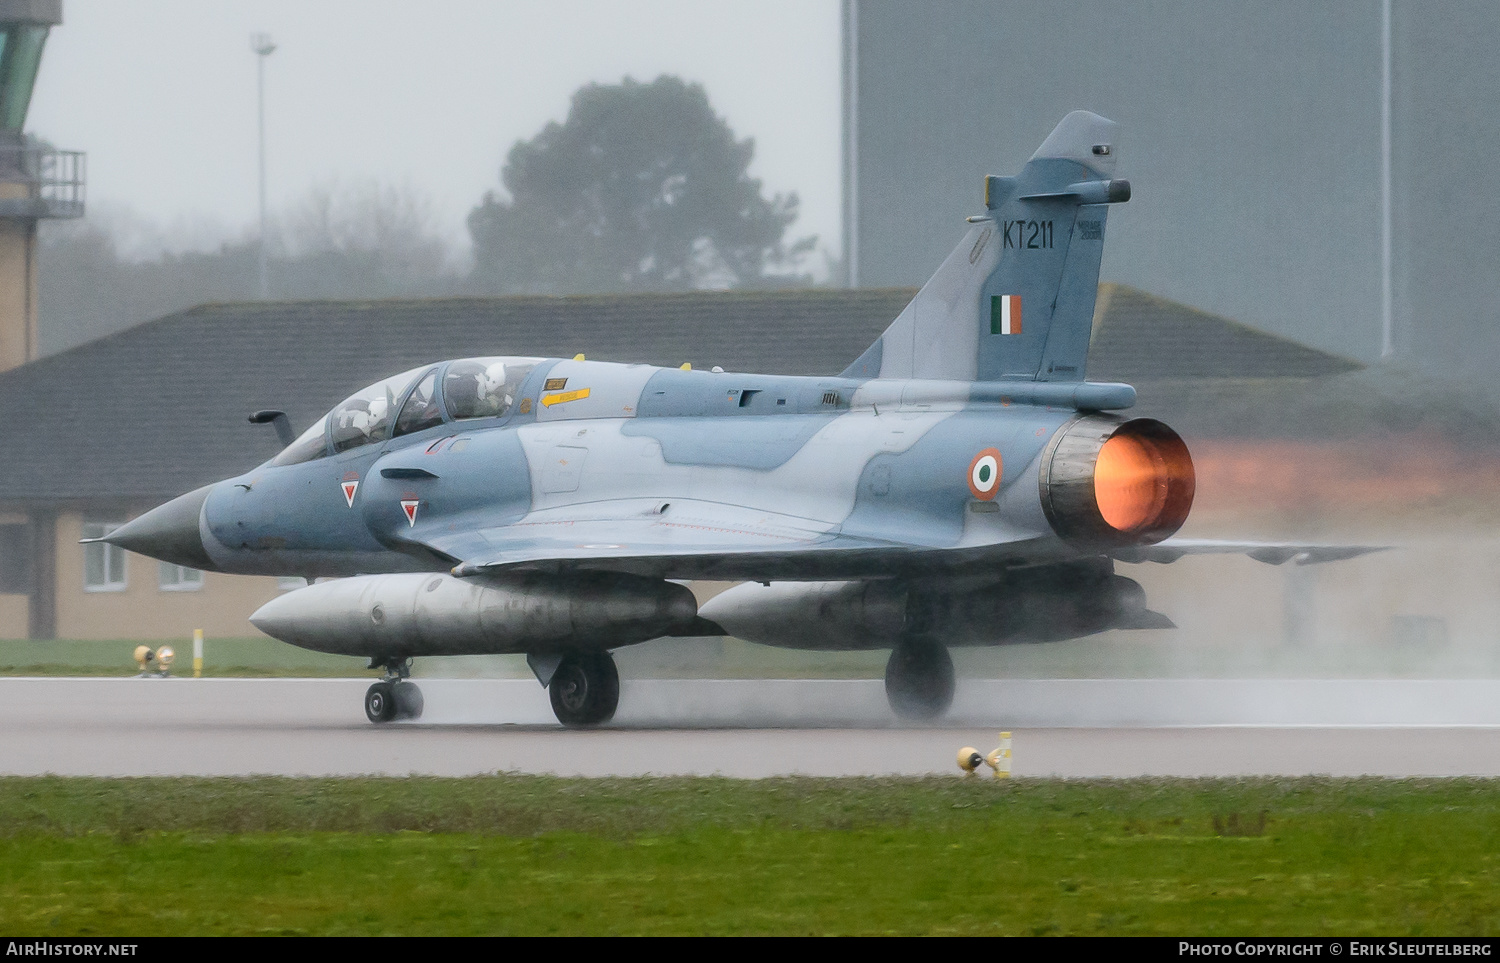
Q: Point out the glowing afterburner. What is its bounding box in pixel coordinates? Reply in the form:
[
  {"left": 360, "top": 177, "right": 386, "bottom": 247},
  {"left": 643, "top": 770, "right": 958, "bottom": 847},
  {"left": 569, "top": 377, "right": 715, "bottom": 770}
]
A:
[{"left": 1041, "top": 417, "right": 1195, "bottom": 547}]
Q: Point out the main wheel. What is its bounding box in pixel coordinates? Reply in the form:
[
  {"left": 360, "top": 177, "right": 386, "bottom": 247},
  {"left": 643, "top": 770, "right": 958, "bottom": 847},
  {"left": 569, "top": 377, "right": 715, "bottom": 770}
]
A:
[
  {"left": 884, "top": 640, "right": 955, "bottom": 720},
  {"left": 393, "top": 681, "right": 424, "bottom": 721},
  {"left": 365, "top": 681, "right": 398, "bottom": 723},
  {"left": 548, "top": 651, "right": 620, "bottom": 727}
]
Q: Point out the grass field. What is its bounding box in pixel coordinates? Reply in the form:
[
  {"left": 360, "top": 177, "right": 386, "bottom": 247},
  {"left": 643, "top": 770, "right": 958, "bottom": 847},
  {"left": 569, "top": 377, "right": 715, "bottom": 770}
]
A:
[
  {"left": 6, "top": 633, "right": 1499, "bottom": 680},
  {"left": 1, "top": 775, "right": 1496, "bottom": 935},
  {"left": 0, "top": 638, "right": 372, "bottom": 678}
]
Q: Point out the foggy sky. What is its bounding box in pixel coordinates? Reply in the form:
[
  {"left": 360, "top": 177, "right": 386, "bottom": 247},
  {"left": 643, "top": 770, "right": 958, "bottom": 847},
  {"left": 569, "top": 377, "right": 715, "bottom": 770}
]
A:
[{"left": 25, "top": 0, "right": 841, "bottom": 260}]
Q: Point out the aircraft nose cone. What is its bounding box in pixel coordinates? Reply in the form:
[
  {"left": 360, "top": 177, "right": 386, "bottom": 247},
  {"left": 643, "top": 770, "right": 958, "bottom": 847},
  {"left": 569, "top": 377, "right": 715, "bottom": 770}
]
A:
[{"left": 103, "top": 484, "right": 219, "bottom": 571}]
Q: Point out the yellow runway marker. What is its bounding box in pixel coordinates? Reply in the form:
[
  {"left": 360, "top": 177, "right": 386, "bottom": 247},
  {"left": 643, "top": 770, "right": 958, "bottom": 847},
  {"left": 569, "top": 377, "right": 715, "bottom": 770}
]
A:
[{"left": 988, "top": 731, "right": 1013, "bottom": 778}]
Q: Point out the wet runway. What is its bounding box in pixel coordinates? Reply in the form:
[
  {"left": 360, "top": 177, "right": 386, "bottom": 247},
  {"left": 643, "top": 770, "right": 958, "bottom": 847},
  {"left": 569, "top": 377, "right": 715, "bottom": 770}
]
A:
[{"left": 3, "top": 677, "right": 1499, "bottom": 778}]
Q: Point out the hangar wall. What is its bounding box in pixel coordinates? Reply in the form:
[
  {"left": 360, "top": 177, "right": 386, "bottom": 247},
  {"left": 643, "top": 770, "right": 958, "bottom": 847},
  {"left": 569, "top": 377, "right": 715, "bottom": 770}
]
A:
[{"left": 844, "top": 0, "right": 1500, "bottom": 375}]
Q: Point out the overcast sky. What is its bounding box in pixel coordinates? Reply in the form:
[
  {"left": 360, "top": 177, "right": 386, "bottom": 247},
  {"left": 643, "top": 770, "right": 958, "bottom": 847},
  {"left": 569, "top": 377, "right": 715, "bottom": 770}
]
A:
[{"left": 26, "top": 0, "right": 842, "bottom": 262}]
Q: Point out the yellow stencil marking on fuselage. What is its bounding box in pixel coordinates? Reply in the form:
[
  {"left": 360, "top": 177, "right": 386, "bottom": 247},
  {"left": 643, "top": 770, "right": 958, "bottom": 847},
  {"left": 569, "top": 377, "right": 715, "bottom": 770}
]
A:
[{"left": 541, "top": 387, "right": 591, "bottom": 407}]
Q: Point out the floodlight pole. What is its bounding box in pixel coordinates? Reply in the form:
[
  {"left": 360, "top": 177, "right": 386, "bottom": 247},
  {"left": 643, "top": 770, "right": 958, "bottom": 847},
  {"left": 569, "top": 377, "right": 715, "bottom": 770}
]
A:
[
  {"left": 252, "top": 32, "right": 277, "bottom": 300},
  {"left": 1379, "top": 0, "right": 1393, "bottom": 360}
]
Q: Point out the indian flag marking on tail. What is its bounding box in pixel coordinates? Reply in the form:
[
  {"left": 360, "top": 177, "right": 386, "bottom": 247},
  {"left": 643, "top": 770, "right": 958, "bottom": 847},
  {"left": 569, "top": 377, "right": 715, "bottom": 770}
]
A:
[{"left": 990, "top": 295, "right": 1022, "bottom": 335}]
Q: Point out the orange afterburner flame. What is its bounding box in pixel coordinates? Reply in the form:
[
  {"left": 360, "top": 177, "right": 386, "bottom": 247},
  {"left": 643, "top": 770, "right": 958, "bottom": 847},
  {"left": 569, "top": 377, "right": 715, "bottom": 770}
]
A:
[
  {"left": 1038, "top": 416, "right": 1195, "bottom": 548},
  {"left": 1092, "top": 425, "right": 1195, "bottom": 536},
  {"left": 1095, "top": 434, "right": 1166, "bottom": 531}
]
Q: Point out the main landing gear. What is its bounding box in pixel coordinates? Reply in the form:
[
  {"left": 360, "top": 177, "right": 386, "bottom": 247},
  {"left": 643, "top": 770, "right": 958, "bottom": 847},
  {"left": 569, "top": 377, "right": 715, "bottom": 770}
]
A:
[
  {"left": 365, "top": 657, "right": 424, "bottom": 723},
  {"left": 545, "top": 650, "right": 620, "bottom": 728},
  {"left": 884, "top": 640, "right": 955, "bottom": 720}
]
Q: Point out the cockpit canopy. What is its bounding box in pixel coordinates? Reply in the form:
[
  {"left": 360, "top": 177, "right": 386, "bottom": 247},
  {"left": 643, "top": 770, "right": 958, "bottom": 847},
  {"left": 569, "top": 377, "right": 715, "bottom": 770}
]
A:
[
  {"left": 271, "top": 357, "right": 540, "bottom": 466},
  {"left": 444, "top": 358, "right": 526, "bottom": 420},
  {"left": 330, "top": 366, "right": 424, "bottom": 455}
]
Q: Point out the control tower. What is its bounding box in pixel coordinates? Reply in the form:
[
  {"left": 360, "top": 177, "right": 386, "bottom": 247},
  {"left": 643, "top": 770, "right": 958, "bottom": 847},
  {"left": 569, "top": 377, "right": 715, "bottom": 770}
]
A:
[{"left": 0, "top": 0, "right": 82, "bottom": 373}]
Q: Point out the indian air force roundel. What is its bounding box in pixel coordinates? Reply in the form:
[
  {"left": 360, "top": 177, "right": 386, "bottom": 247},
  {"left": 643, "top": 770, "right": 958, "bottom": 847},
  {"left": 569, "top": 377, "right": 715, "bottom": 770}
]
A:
[{"left": 968, "top": 448, "right": 1003, "bottom": 500}]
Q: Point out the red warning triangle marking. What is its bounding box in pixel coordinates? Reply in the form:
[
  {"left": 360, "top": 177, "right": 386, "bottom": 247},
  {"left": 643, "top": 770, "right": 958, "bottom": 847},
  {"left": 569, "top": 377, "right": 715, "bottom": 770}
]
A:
[
  {"left": 400, "top": 499, "right": 420, "bottom": 527},
  {"left": 341, "top": 480, "right": 359, "bottom": 507}
]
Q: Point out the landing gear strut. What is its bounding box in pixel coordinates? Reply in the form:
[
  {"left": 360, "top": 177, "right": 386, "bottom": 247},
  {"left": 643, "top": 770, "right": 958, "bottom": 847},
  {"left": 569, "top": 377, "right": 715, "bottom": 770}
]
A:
[
  {"left": 365, "top": 657, "right": 423, "bottom": 723},
  {"left": 547, "top": 651, "right": 620, "bottom": 728},
  {"left": 884, "top": 640, "right": 955, "bottom": 720}
]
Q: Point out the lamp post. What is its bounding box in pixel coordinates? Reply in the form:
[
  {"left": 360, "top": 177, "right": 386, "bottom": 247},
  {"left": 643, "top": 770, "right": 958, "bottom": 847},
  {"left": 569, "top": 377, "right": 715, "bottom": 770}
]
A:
[
  {"left": 251, "top": 32, "right": 276, "bottom": 300},
  {"left": 1379, "top": 0, "right": 1393, "bottom": 360}
]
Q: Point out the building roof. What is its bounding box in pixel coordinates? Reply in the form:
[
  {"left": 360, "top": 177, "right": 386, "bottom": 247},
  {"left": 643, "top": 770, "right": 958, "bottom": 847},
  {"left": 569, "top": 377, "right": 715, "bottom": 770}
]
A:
[
  {"left": 0, "top": 286, "right": 1358, "bottom": 503},
  {"left": 1088, "top": 284, "right": 1360, "bottom": 380}
]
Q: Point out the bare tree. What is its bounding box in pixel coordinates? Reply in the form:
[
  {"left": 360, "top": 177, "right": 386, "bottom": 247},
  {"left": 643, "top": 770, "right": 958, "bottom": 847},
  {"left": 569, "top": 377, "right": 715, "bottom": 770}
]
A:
[{"left": 38, "top": 182, "right": 461, "bottom": 353}]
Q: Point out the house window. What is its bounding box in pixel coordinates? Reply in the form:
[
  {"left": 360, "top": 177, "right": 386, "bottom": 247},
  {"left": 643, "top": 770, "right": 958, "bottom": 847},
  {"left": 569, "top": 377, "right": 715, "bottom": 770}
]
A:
[
  {"left": 81, "top": 522, "right": 126, "bottom": 592},
  {"left": 159, "top": 563, "right": 203, "bottom": 592},
  {"left": 0, "top": 524, "right": 28, "bottom": 594}
]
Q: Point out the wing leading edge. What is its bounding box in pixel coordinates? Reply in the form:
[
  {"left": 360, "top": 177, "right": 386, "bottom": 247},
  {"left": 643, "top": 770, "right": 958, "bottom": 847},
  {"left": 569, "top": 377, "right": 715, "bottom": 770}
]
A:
[
  {"left": 401, "top": 501, "right": 1378, "bottom": 581},
  {"left": 408, "top": 499, "right": 1054, "bottom": 581}
]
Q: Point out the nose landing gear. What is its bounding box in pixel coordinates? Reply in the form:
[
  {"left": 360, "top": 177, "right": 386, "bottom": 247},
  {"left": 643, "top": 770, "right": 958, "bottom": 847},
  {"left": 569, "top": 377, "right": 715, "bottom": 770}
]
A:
[{"left": 365, "top": 657, "right": 423, "bottom": 723}]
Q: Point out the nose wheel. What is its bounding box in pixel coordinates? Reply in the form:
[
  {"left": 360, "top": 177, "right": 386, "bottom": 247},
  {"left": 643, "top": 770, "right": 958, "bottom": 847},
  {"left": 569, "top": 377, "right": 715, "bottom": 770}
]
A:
[
  {"left": 365, "top": 680, "right": 424, "bottom": 722},
  {"left": 365, "top": 658, "right": 423, "bottom": 723},
  {"left": 884, "top": 640, "right": 955, "bottom": 720},
  {"left": 547, "top": 651, "right": 620, "bottom": 727}
]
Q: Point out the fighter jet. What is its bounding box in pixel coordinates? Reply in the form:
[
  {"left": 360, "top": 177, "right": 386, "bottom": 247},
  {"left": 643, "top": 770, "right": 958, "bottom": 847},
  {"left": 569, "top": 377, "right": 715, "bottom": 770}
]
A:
[{"left": 103, "top": 112, "right": 1368, "bottom": 727}]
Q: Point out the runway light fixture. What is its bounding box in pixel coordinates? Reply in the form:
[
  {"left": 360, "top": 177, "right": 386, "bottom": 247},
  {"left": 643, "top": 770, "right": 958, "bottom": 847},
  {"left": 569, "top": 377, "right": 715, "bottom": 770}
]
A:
[
  {"left": 956, "top": 732, "right": 1012, "bottom": 778},
  {"left": 132, "top": 644, "right": 174, "bottom": 678}
]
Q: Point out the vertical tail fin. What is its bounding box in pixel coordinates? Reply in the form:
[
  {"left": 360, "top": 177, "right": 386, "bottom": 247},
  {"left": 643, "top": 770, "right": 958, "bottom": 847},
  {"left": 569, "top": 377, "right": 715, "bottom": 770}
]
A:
[{"left": 843, "top": 111, "right": 1128, "bottom": 383}]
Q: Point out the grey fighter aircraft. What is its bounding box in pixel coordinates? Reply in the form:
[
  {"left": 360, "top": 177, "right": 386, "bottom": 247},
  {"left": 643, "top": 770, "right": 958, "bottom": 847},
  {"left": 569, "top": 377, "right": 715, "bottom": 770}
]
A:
[{"left": 103, "top": 112, "right": 1366, "bottom": 727}]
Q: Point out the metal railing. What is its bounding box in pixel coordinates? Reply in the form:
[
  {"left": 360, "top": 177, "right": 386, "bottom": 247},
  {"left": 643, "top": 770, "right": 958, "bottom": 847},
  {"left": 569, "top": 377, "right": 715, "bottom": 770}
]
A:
[{"left": 0, "top": 143, "right": 85, "bottom": 219}]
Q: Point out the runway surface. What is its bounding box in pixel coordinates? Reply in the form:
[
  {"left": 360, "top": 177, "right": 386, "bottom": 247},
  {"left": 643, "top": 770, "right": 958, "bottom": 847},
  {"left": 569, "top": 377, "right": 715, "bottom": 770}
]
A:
[{"left": 4, "top": 677, "right": 1499, "bottom": 778}]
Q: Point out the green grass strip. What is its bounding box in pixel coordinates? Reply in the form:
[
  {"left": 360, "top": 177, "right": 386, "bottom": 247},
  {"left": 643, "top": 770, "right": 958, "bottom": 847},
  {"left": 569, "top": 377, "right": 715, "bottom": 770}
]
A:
[
  {"left": 0, "top": 775, "right": 1497, "bottom": 935},
  {"left": 0, "top": 638, "right": 372, "bottom": 677}
]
